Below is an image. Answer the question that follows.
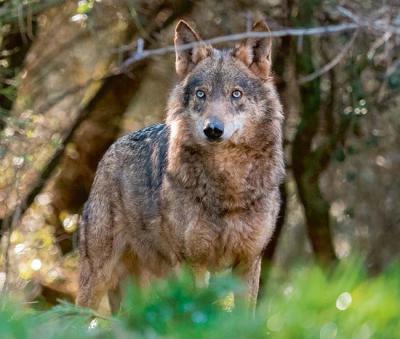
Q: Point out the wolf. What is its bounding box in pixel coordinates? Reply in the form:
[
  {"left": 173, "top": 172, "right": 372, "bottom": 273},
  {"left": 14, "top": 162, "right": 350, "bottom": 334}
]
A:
[{"left": 76, "top": 19, "right": 284, "bottom": 313}]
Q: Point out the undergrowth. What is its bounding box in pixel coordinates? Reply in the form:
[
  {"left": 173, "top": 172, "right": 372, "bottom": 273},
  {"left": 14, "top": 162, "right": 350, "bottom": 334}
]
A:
[{"left": 1, "top": 257, "right": 399, "bottom": 338}]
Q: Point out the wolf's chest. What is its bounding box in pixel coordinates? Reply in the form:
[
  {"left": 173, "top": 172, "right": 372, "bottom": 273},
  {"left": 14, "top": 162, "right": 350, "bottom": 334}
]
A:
[{"left": 182, "top": 211, "right": 268, "bottom": 270}]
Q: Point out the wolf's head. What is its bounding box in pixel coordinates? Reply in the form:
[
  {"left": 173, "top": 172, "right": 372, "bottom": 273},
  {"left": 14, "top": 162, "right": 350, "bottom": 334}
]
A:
[{"left": 167, "top": 20, "right": 283, "bottom": 148}]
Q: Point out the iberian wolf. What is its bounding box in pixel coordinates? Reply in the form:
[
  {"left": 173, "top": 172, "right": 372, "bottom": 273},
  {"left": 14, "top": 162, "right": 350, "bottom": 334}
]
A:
[{"left": 77, "top": 19, "right": 284, "bottom": 313}]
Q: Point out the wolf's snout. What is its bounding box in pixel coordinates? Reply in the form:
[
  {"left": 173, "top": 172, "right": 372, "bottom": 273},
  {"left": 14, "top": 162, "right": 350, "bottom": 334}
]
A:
[{"left": 203, "top": 117, "right": 224, "bottom": 141}]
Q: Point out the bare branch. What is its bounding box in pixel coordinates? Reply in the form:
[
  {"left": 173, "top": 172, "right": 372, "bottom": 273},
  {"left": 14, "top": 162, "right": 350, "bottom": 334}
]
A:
[
  {"left": 118, "top": 13, "right": 400, "bottom": 72},
  {"left": 119, "top": 22, "right": 362, "bottom": 69},
  {"left": 367, "top": 31, "right": 393, "bottom": 59},
  {"left": 299, "top": 30, "right": 359, "bottom": 84},
  {"left": 337, "top": 6, "right": 400, "bottom": 34}
]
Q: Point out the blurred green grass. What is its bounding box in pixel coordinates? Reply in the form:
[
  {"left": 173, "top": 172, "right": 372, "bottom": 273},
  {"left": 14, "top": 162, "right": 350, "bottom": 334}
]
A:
[{"left": 1, "top": 257, "right": 399, "bottom": 338}]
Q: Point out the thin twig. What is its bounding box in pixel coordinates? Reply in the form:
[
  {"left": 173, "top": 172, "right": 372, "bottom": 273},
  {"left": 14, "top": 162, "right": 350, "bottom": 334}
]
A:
[
  {"left": 245, "top": 11, "right": 253, "bottom": 32},
  {"left": 337, "top": 6, "right": 400, "bottom": 34},
  {"left": 367, "top": 31, "right": 392, "bottom": 59},
  {"left": 17, "top": 3, "right": 28, "bottom": 44},
  {"left": 298, "top": 30, "right": 359, "bottom": 84}
]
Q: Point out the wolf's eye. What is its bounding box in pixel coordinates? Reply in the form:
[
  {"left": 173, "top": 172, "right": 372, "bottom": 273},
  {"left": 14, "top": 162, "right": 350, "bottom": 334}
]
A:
[
  {"left": 196, "top": 90, "right": 206, "bottom": 99},
  {"left": 232, "top": 90, "right": 242, "bottom": 99}
]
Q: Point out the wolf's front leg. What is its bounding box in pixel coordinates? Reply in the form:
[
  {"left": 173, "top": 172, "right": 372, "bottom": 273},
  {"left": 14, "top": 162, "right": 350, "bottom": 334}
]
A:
[
  {"left": 192, "top": 265, "right": 210, "bottom": 288},
  {"left": 233, "top": 256, "right": 262, "bottom": 313},
  {"left": 76, "top": 258, "right": 110, "bottom": 311},
  {"left": 108, "top": 284, "right": 122, "bottom": 314}
]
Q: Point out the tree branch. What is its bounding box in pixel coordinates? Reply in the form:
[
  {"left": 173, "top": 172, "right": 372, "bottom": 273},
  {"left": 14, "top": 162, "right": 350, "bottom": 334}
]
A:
[
  {"left": 298, "top": 30, "right": 358, "bottom": 84},
  {"left": 120, "top": 22, "right": 362, "bottom": 69}
]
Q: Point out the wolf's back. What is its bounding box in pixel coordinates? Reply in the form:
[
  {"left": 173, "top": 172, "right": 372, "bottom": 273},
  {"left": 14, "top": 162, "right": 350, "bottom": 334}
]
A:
[
  {"left": 84, "top": 123, "right": 170, "bottom": 232},
  {"left": 119, "top": 123, "right": 169, "bottom": 193}
]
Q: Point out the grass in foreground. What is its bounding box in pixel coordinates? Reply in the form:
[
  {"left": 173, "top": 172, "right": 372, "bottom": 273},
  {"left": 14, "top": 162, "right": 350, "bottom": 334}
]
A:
[{"left": 1, "top": 258, "right": 399, "bottom": 338}]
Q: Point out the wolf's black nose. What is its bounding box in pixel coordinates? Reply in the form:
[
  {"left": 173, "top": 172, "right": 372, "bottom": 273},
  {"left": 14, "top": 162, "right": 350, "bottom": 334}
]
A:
[{"left": 203, "top": 118, "right": 224, "bottom": 141}]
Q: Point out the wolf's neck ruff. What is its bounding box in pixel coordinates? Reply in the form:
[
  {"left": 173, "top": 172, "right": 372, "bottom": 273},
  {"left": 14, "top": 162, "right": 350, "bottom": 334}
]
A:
[{"left": 165, "top": 116, "right": 282, "bottom": 216}]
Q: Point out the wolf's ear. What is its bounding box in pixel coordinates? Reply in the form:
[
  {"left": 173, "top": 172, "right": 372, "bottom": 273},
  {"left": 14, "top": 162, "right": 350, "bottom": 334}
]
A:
[
  {"left": 174, "top": 20, "right": 212, "bottom": 79},
  {"left": 233, "top": 20, "right": 272, "bottom": 79}
]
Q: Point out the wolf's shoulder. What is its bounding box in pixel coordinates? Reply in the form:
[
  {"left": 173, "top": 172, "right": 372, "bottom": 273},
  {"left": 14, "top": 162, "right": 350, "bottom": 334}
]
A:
[
  {"left": 109, "top": 123, "right": 169, "bottom": 153},
  {"left": 127, "top": 123, "right": 167, "bottom": 142},
  {"left": 117, "top": 123, "right": 168, "bottom": 146},
  {"left": 101, "top": 123, "right": 169, "bottom": 168}
]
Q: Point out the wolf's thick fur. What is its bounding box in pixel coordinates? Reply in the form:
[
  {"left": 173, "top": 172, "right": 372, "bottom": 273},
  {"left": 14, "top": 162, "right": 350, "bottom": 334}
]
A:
[{"left": 77, "top": 20, "right": 284, "bottom": 312}]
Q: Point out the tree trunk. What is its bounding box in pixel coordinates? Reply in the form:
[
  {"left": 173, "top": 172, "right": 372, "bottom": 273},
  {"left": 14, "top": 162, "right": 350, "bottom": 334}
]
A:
[
  {"left": 291, "top": 0, "right": 337, "bottom": 265},
  {"left": 261, "top": 0, "right": 293, "bottom": 269}
]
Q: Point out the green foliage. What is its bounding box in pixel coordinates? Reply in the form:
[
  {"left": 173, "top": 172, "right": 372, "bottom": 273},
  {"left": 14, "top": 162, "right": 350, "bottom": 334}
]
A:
[
  {"left": 264, "top": 258, "right": 400, "bottom": 338},
  {"left": 0, "top": 298, "right": 35, "bottom": 338},
  {"left": 118, "top": 270, "right": 262, "bottom": 338},
  {"left": 387, "top": 64, "right": 400, "bottom": 89},
  {"left": 76, "top": 0, "right": 95, "bottom": 15},
  {"left": 333, "top": 146, "right": 346, "bottom": 162},
  {"left": 0, "top": 259, "right": 399, "bottom": 338}
]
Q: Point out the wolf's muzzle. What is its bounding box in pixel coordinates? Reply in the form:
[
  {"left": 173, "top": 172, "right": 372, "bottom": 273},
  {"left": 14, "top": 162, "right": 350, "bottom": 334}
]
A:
[{"left": 203, "top": 117, "right": 224, "bottom": 141}]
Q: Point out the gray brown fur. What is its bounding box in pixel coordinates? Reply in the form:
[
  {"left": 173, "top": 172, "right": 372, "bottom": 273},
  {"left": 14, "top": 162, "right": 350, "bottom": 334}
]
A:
[{"left": 76, "top": 20, "right": 284, "bottom": 312}]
